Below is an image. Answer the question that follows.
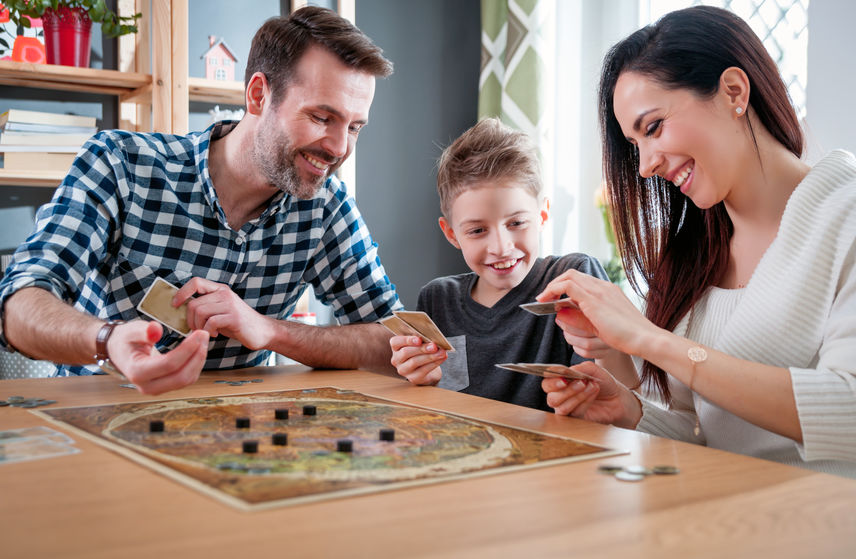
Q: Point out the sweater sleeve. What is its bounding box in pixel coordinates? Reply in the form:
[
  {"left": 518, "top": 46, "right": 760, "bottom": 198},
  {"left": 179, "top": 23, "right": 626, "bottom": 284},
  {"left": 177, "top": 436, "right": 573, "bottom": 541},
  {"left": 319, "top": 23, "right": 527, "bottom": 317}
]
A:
[
  {"left": 790, "top": 243, "right": 856, "bottom": 462},
  {"left": 635, "top": 395, "right": 707, "bottom": 445}
]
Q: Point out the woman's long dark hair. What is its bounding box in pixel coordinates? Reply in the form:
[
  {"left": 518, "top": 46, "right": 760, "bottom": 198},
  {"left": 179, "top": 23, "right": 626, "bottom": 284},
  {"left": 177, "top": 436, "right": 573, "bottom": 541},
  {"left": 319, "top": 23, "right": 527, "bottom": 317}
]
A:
[{"left": 597, "top": 6, "right": 803, "bottom": 402}]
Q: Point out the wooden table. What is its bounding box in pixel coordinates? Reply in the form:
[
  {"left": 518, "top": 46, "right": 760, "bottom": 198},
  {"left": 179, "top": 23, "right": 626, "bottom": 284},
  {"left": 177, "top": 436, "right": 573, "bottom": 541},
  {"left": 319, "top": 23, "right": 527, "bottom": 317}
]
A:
[{"left": 2, "top": 367, "right": 855, "bottom": 558}]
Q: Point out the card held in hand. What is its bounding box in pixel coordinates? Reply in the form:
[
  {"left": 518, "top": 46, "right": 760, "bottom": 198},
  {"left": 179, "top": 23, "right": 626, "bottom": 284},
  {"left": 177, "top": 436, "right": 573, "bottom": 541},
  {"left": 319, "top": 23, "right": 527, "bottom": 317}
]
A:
[
  {"left": 519, "top": 299, "right": 579, "bottom": 316},
  {"left": 137, "top": 276, "right": 190, "bottom": 336},
  {"left": 496, "top": 363, "right": 598, "bottom": 382},
  {"left": 378, "top": 310, "right": 455, "bottom": 351}
]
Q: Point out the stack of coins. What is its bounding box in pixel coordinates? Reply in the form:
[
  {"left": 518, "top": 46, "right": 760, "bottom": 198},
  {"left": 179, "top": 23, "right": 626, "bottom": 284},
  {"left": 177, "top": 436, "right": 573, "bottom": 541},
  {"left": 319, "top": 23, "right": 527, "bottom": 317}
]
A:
[
  {"left": 0, "top": 396, "right": 58, "bottom": 408},
  {"left": 597, "top": 463, "right": 680, "bottom": 482}
]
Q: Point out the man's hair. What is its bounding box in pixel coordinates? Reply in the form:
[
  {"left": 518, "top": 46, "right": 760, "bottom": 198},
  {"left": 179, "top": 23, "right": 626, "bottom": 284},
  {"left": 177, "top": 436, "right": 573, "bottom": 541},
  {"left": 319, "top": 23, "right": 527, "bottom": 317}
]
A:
[
  {"left": 244, "top": 6, "right": 393, "bottom": 105},
  {"left": 436, "top": 117, "right": 542, "bottom": 218}
]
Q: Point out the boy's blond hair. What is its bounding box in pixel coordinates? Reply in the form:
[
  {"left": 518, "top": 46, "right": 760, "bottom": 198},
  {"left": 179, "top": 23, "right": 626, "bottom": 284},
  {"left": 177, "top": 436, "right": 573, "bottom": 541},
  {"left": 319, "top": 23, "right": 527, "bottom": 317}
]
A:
[{"left": 436, "top": 117, "right": 542, "bottom": 218}]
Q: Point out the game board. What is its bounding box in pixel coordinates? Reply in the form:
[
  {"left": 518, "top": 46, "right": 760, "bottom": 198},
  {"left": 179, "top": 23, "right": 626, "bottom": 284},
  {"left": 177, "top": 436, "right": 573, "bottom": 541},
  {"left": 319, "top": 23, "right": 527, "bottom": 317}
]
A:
[{"left": 35, "top": 387, "right": 623, "bottom": 510}]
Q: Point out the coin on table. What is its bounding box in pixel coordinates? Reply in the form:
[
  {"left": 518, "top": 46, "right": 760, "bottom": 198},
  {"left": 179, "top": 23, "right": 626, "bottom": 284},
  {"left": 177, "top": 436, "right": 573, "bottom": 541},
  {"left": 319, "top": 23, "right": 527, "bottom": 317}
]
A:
[
  {"left": 624, "top": 465, "right": 654, "bottom": 476},
  {"left": 615, "top": 471, "right": 645, "bottom": 482},
  {"left": 652, "top": 465, "right": 680, "bottom": 475},
  {"left": 597, "top": 464, "right": 624, "bottom": 475}
]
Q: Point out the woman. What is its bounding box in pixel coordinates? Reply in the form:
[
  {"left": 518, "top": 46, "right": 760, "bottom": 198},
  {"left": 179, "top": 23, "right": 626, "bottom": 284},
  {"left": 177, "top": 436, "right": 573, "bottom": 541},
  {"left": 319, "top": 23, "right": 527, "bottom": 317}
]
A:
[{"left": 538, "top": 6, "right": 856, "bottom": 478}]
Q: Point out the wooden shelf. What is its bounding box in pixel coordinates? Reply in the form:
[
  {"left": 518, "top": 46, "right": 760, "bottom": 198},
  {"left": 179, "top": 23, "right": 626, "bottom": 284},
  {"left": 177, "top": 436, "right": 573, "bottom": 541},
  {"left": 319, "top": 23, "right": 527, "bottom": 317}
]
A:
[
  {"left": 0, "top": 60, "right": 150, "bottom": 98},
  {"left": 0, "top": 169, "right": 65, "bottom": 187},
  {"left": 188, "top": 77, "right": 244, "bottom": 106},
  {"left": 0, "top": 4, "right": 244, "bottom": 188}
]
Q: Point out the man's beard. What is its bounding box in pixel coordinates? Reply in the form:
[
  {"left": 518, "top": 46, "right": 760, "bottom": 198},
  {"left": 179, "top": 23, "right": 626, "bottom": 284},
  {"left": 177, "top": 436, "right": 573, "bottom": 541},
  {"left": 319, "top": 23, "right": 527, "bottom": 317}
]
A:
[{"left": 253, "top": 120, "right": 334, "bottom": 200}]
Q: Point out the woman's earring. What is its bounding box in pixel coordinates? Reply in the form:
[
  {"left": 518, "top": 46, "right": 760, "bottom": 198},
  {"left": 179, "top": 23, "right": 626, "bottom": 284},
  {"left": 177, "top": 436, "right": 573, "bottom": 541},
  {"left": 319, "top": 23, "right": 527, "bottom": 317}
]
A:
[{"left": 735, "top": 106, "right": 744, "bottom": 115}]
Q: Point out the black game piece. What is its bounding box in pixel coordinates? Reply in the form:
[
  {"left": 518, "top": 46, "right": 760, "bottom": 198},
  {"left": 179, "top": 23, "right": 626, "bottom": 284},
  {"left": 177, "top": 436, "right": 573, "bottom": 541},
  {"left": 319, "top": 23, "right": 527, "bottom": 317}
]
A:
[
  {"left": 303, "top": 405, "right": 316, "bottom": 416},
  {"left": 149, "top": 420, "right": 164, "bottom": 433},
  {"left": 379, "top": 428, "right": 395, "bottom": 442},
  {"left": 242, "top": 440, "right": 258, "bottom": 453},
  {"left": 236, "top": 417, "right": 250, "bottom": 429},
  {"left": 274, "top": 408, "right": 289, "bottom": 420},
  {"left": 337, "top": 439, "right": 353, "bottom": 452},
  {"left": 272, "top": 433, "right": 288, "bottom": 446}
]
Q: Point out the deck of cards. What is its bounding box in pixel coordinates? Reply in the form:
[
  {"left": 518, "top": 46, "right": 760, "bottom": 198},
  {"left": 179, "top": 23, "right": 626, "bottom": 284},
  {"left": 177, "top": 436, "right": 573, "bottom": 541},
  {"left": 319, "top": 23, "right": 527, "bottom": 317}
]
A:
[
  {"left": 519, "top": 299, "right": 579, "bottom": 315},
  {"left": 137, "top": 277, "right": 191, "bottom": 336},
  {"left": 496, "top": 363, "right": 598, "bottom": 382},
  {"left": 379, "top": 311, "right": 455, "bottom": 351}
]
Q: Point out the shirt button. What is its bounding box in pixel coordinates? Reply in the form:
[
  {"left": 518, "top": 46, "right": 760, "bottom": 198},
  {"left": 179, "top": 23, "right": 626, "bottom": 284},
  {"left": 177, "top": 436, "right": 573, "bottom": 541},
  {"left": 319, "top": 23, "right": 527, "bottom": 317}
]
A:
[{"left": 235, "top": 236, "right": 244, "bottom": 246}]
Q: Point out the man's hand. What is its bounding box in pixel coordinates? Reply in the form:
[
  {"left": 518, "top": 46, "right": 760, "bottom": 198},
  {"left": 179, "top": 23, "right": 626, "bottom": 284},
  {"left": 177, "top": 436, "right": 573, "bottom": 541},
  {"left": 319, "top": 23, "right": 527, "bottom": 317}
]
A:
[
  {"left": 175, "top": 277, "right": 274, "bottom": 350},
  {"left": 109, "top": 320, "right": 210, "bottom": 395}
]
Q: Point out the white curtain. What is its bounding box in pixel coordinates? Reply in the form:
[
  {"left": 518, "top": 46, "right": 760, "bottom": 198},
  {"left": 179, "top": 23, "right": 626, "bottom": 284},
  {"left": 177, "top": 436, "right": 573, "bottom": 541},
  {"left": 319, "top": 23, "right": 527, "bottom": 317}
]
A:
[{"left": 549, "top": 0, "right": 638, "bottom": 263}]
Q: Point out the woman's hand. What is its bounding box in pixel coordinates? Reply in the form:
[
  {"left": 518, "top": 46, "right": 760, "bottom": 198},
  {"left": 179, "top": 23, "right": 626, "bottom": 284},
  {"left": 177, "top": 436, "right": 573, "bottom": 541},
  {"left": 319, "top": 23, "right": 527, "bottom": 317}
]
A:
[
  {"left": 552, "top": 306, "right": 613, "bottom": 359},
  {"left": 537, "top": 269, "right": 657, "bottom": 356},
  {"left": 541, "top": 361, "right": 641, "bottom": 428}
]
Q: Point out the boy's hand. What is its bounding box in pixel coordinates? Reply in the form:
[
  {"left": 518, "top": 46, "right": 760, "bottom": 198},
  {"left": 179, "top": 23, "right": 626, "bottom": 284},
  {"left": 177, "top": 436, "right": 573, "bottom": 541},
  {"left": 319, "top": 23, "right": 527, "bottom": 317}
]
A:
[{"left": 389, "top": 335, "right": 446, "bottom": 386}]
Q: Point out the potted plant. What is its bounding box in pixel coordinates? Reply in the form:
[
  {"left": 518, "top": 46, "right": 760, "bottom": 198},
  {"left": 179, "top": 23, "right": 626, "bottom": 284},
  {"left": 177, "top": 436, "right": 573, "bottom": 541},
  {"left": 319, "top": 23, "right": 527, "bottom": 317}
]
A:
[{"left": 1, "top": 0, "right": 140, "bottom": 67}]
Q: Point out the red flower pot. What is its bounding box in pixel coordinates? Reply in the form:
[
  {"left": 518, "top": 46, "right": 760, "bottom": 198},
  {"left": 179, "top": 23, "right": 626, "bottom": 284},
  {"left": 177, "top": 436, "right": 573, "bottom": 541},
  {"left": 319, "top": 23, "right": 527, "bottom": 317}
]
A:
[{"left": 41, "top": 6, "right": 92, "bottom": 67}]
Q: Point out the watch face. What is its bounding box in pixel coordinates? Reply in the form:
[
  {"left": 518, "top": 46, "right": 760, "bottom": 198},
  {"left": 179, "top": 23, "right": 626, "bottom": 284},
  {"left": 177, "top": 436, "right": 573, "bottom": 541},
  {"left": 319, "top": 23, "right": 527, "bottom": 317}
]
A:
[{"left": 687, "top": 346, "right": 708, "bottom": 363}]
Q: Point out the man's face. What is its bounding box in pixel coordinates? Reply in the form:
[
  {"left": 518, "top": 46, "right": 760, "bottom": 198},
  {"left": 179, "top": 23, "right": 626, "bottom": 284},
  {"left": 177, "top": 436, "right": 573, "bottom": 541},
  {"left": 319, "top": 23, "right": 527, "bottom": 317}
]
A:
[{"left": 253, "top": 46, "right": 376, "bottom": 199}]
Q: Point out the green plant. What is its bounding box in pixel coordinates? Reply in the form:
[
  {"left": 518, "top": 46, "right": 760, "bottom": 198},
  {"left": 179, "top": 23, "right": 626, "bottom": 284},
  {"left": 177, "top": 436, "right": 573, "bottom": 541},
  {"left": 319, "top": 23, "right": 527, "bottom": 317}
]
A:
[
  {"left": 2, "top": 0, "right": 141, "bottom": 38},
  {"left": 594, "top": 183, "right": 626, "bottom": 285}
]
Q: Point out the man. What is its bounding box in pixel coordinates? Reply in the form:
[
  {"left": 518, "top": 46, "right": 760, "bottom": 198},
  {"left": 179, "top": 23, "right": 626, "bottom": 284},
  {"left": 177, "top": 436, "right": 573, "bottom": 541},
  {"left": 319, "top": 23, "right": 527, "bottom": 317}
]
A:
[{"left": 0, "top": 7, "right": 401, "bottom": 394}]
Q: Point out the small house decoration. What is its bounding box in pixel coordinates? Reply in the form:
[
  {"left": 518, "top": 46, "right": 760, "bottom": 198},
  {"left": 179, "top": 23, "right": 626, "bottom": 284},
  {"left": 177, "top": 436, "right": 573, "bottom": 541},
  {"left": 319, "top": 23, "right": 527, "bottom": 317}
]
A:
[{"left": 201, "top": 35, "right": 237, "bottom": 81}]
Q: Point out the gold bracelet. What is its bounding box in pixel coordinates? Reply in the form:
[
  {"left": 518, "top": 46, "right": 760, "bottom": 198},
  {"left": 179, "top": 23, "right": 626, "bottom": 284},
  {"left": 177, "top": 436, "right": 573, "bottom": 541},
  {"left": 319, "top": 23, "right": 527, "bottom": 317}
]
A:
[{"left": 687, "top": 346, "right": 707, "bottom": 436}]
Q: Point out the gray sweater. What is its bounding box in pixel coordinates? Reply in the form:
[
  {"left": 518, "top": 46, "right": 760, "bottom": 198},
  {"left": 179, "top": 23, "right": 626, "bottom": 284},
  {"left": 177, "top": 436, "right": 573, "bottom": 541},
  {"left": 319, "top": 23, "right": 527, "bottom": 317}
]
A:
[{"left": 417, "top": 254, "right": 607, "bottom": 412}]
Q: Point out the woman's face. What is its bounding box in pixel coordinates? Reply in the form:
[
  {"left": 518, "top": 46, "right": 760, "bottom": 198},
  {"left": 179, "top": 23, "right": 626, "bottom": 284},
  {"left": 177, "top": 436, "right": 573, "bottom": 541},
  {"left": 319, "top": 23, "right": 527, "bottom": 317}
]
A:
[{"left": 612, "top": 71, "right": 746, "bottom": 209}]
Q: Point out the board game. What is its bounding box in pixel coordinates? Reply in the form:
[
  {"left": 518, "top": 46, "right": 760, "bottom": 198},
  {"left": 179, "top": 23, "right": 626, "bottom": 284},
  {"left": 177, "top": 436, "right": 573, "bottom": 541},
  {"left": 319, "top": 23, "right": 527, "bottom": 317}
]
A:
[{"left": 35, "top": 387, "right": 623, "bottom": 511}]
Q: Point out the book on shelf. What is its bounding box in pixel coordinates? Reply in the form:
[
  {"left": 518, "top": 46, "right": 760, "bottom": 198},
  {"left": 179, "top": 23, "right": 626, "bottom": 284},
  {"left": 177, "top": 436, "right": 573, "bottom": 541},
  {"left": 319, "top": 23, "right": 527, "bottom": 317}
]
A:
[
  {"left": 0, "top": 151, "right": 76, "bottom": 172},
  {"left": 0, "top": 130, "right": 92, "bottom": 146},
  {"left": 0, "top": 109, "right": 96, "bottom": 129},
  {"left": 2, "top": 121, "right": 97, "bottom": 135}
]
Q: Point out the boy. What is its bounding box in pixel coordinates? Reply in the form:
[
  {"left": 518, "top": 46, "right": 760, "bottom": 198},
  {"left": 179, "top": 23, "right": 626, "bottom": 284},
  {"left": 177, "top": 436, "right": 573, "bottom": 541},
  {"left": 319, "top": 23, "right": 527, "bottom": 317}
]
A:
[{"left": 390, "top": 118, "right": 623, "bottom": 412}]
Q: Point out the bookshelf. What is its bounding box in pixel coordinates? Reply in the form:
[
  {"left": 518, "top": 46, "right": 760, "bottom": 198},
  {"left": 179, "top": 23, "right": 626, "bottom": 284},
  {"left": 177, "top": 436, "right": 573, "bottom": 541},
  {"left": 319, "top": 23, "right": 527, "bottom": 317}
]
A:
[{"left": 0, "top": 0, "right": 244, "bottom": 187}]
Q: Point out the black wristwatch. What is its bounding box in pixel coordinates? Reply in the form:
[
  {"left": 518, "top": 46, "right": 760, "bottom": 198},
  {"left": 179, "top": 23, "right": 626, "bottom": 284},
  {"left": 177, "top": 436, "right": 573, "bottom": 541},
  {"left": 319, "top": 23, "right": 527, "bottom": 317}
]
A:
[{"left": 94, "top": 320, "right": 125, "bottom": 377}]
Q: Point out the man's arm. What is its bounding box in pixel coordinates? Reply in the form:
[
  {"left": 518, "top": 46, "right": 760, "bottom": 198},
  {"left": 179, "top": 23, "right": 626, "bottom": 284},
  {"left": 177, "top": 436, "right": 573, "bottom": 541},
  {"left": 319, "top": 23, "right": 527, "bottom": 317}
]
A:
[
  {"left": 176, "top": 276, "right": 397, "bottom": 376},
  {"left": 4, "top": 287, "right": 210, "bottom": 394},
  {"left": 267, "top": 320, "right": 397, "bottom": 375},
  {"left": 5, "top": 287, "right": 103, "bottom": 364}
]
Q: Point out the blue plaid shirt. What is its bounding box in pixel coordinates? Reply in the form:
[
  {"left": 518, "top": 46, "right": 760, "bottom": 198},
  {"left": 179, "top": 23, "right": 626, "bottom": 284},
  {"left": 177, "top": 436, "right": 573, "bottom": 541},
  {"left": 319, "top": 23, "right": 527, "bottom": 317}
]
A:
[{"left": 0, "top": 121, "right": 401, "bottom": 375}]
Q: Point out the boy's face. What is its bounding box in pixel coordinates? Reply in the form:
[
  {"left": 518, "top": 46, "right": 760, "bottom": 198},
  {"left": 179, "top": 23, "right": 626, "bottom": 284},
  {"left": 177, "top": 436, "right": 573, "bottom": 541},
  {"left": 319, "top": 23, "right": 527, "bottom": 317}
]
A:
[{"left": 439, "top": 180, "right": 548, "bottom": 306}]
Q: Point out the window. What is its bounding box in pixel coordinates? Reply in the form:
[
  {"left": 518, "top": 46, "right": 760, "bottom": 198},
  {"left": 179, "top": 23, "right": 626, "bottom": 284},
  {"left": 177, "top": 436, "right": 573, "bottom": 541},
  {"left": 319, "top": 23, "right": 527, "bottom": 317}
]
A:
[{"left": 643, "top": 0, "right": 809, "bottom": 117}]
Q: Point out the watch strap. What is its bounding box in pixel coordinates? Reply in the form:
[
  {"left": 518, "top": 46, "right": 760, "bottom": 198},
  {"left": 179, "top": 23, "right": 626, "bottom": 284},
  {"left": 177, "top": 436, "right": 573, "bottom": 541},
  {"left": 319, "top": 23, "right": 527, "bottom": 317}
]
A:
[{"left": 94, "top": 320, "right": 124, "bottom": 363}]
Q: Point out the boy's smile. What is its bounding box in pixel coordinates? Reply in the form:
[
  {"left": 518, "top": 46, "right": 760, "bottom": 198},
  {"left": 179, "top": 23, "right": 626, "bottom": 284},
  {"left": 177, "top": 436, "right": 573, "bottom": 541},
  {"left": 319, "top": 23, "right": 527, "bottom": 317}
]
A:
[{"left": 439, "top": 180, "right": 548, "bottom": 308}]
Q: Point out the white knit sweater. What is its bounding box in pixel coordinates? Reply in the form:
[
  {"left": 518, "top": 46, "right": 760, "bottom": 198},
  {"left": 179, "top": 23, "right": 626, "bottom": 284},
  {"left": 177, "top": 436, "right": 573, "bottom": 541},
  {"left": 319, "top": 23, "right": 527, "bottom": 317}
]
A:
[{"left": 637, "top": 150, "right": 856, "bottom": 479}]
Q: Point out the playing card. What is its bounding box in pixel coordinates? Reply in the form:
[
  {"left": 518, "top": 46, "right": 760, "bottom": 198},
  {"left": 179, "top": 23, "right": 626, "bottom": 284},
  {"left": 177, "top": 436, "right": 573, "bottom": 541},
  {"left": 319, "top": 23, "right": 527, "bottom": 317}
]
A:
[
  {"left": 393, "top": 311, "right": 455, "bottom": 351},
  {"left": 379, "top": 315, "right": 424, "bottom": 339},
  {"left": 496, "top": 363, "right": 598, "bottom": 382},
  {"left": 0, "top": 426, "right": 74, "bottom": 445},
  {"left": 137, "top": 276, "right": 190, "bottom": 336},
  {"left": 519, "top": 299, "right": 579, "bottom": 316},
  {"left": 378, "top": 311, "right": 455, "bottom": 351},
  {"left": 0, "top": 435, "right": 80, "bottom": 464}
]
